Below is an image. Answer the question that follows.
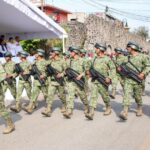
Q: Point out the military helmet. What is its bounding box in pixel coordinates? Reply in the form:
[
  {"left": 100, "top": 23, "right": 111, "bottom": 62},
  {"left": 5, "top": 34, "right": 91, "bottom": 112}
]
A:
[
  {"left": 114, "top": 47, "right": 123, "bottom": 54},
  {"left": 19, "top": 51, "right": 29, "bottom": 57},
  {"left": 4, "top": 51, "right": 12, "bottom": 57},
  {"left": 63, "top": 51, "right": 70, "bottom": 57},
  {"left": 51, "top": 47, "right": 62, "bottom": 54},
  {"left": 127, "top": 41, "right": 140, "bottom": 51},
  {"left": 80, "top": 49, "right": 87, "bottom": 54},
  {"left": 69, "top": 46, "right": 80, "bottom": 54},
  {"left": 94, "top": 43, "right": 107, "bottom": 51},
  {"left": 37, "top": 49, "right": 45, "bottom": 56}
]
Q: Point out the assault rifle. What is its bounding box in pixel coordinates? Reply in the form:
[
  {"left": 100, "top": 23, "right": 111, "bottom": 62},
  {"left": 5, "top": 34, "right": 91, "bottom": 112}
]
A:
[
  {"left": 30, "top": 64, "right": 45, "bottom": 85},
  {"left": 15, "top": 63, "right": 30, "bottom": 81},
  {"left": 89, "top": 67, "right": 111, "bottom": 89},
  {"left": 65, "top": 68, "right": 85, "bottom": 89},
  {"left": 118, "top": 63, "right": 143, "bottom": 84},
  {"left": 47, "top": 64, "right": 64, "bottom": 86}
]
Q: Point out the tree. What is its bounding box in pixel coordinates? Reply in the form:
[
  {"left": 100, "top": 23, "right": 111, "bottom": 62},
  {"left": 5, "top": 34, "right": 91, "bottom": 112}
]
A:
[{"left": 133, "top": 26, "right": 149, "bottom": 40}]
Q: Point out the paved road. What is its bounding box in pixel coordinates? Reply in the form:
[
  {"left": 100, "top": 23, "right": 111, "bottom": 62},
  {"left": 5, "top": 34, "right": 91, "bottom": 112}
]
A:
[{"left": 0, "top": 82, "right": 150, "bottom": 150}]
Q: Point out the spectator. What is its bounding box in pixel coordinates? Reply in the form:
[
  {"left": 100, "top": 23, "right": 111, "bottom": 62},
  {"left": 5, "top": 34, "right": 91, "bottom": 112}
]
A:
[
  {"left": 0, "top": 38, "right": 8, "bottom": 57},
  {"left": 14, "top": 36, "right": 23, "bottom": 55},
  {"left": 7, "top": 37, "right": 16, "bottom": 56}
]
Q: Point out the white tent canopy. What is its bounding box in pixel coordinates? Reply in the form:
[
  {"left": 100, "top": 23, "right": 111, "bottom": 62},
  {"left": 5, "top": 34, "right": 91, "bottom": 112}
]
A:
[{"left": 0, "top": 0, "right": 67, "bottom": 39}]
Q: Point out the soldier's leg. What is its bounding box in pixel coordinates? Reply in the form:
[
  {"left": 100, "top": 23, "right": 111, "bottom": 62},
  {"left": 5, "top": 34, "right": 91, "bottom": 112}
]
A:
[
  {"left": 8, "top": 83, "right": 16, "bottom": 99},
  {"left": 119, "top": 81, "right": 133, "bottom": 120},
  {"left": 58, "top": 86, "right": 66, "bottom": 113},
  {"left": 63, "top": 82, "right": 76, "bottom": 118},
  {"left": 110, "top": 76, "right": 118, "bottom": 99},
  {"left": 0, "top": 88, "right": 15, "bottom": 134},
  {"left": 98, "top": 84, "right": 111, "bottom": 115},
  {"left": 141, "top": 80, "right": 146, "bottom": 96},
  {"left": 133, "top": 84, "right": 143, "bottom": 116},
  {"left": 86, "top": 83, "right": 99, "bottom": 120},
  {"left": 10, "top": 81, "right": 24, "bottom": 113},
  {"left": 77, "top": 86, "right": 89, "bottom": 115},
  {"left": 41, "top": 85, "right": 48, "bottom": 101},
  {"left": 24, "top": 82, "right": 32, "bottom": 100},
  {"left": 23, "top": 83, "right": 40, "bottom": 114},
  {"left": 41, "top": 85, "right": 56, "bottom": 117}
]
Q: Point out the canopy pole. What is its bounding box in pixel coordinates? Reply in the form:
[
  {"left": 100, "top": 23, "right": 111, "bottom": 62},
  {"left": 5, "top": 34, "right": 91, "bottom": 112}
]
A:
[{"left": 62, "top": 35, "right": 65, "bottom": 53}]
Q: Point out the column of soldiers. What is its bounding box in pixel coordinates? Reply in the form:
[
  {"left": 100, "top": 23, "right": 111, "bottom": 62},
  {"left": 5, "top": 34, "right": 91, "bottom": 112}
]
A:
[{"left": 0, "top": 41, "right": 150, "bottom": 134}]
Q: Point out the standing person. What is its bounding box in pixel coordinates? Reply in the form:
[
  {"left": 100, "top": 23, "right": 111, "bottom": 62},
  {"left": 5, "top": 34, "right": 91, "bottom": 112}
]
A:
[
  {"left": 42, "top": 47, "right": 67, "bottom": 117},
  {"left": 0, "top": 38, "right": 8, "bottom": 57},
  {"left": 86, "top": 43, "right": 116, "bottom": 120},
  {"left": 119, "top": 41, "right": 150, "bottom": 120},
  {"left": 110, "top": 48, "right": 128, "bottom": 98},
  {"left": 23, "top": 49, "right": 48, "bottom": 114},
  {"left": 10, "top": 51, "right": 32, "bottom": 113},
  {"left": 7, "top": 37, "right": 17, "bottom": 56},
  {"left": 63, "top": 47, "right": 89, "bottom": 119},
  {"left": 14, "top": 36, "right": 23, "bottom": 56},
  {"left": 0, "top": 63, "right": 15, "bottom": 134},
  {"left": 3, "top": 52, "right": 16, "bottom": 99}
]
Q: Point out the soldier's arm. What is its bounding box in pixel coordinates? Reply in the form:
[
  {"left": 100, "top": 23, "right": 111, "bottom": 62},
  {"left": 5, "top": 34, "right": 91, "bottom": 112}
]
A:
[
  {"left": 141, "top": 55, "right": 150, "bottom": 75},
  {"left": 108, "top": 58, "right": 116, "bottom": 79}
]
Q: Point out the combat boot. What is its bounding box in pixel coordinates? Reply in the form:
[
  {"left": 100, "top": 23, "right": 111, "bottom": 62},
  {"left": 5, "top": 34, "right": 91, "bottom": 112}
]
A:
[
  {"left": 3, "top": 117, "right": 15, "bottom": 134},
  {"left": 60, "top": 104, "right": 67, "bottom": 114},
  {"left": 119, "top": 106, "right": 128, "bottom": 120},
  {"left": 136, "top": 105, "right": 143, "bottom": 117},
  {"left": 85, "top": 107, "right": 95, "bottom": 120},
  {"left": 41, "top": 104, "right": 52, "bottom": 117},
  {"left": 110, "top": 89, "right": 116, "bottom": 99},
  {"left": 84, "top": 105, "right": 89, "bottom": 115},
  {"left": 104, "top": 105, "right": 111, "bottom": 116},
  {"left": 10, "top": 101, "right": 21, "bottom": 113},
  {"left": 63, "top": 108, "right": 73, "bottom": 119},
  {"left": 23, "top": 102, "right": 35, "bottom": 114}
]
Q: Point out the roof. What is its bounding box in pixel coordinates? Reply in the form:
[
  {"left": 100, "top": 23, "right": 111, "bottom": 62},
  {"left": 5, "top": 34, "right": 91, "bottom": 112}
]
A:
[
  {"left": 0, "top": 0, "right": 67, "bottom": 39},
  {"left": 39, "top": 4, "right": 72, "bottom": 14}
]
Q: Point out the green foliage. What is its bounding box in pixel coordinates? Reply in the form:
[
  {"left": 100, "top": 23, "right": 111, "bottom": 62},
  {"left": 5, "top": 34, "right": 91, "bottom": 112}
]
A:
[{"left": 133, "top": 26, "right": 149, "bottom": 40}]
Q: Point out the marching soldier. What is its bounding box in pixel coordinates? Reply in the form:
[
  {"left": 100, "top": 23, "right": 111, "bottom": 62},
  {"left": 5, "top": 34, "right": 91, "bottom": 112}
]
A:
[
  {"left": 63, "top": 47, "right": 89, "bottom": 119},
  {"left": 86, "top": 43, "right": 116, "bottom": 120},
  {"left": 3, "top": 51, "right": 16, "bottom": 99},
  {"left": 119, "top": 41, "right": 150, "bottom": 120},
  {"left": 10, "top": 51, "right": 32, "bottom": 113},
  {"left": 0, "top": 63, "right": 15, "bottom": 134},
  {"left": 110, "top": 48, "right": 128, "bottom": 98},
  {"left": 23, "top": 49, "right": 48, "bottom": 114},
  {"left": 42, "top": 47, "right": 67, "bottom": 117}
]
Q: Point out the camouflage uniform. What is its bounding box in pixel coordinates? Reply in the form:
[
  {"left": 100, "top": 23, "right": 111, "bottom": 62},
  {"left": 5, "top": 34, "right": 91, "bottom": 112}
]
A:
[
  {"left": 120, "top": 41, "right": 150, "bottom": 120},
  {"left": 42, "top": 47, "right": 67, "bottom": 117},
  {"left": 3, "top": 55, "right": 16, "bottom": 99},
  {"left": 11, "top": 51, "right": 32, "bottom": 113},
  {"left": 63, "top": 48, "right": 89, "bottom": 118},
  {"left": 0, "top": 63, "right": 15, "bottom": 134},
  {"left": 111, "top": 51, "right": 128, "bottom": 97},
  {"left": 23, "top": 49, "right": 48, "bottom": 114},
  {"left": 86, "top": 43, "right": 116, "bottom": 120}
]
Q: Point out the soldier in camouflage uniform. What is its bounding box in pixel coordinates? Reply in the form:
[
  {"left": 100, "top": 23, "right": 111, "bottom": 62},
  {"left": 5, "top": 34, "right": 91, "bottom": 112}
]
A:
[
  {"left": 110, "top": 48, "right": 128, "bottom": 98},
  {"left": 23, "top": 49, "right": 48, "bottom": 114},
  {"left": 3, "top": 52, "right": 16, "bottom": 99},
  {"left": 10, "top": 51, "right": 32, "bottom": 113},
  {"left": 86, "top": 43, "right": 116, "bottom": 120},
  {"left": 119, "top": 42, "right": 150, "bottom": 120},
  {"left": 63, "top": 47, "right": 89, "bottom": 119},
  {"left": 0, "top": 63, "right": 15, "bottom": 134},
  {"left": 42, "top": 47, "right": 67, "bottom": 117}
]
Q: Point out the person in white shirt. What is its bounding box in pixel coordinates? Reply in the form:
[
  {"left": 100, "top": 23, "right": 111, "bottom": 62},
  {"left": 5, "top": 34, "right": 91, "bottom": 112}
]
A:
[
  {"left": 7, "top": 37, "right": 17, "bottom": 56},
  {"left": 14, "top": 36, "right": 23, "bottom": 55}
]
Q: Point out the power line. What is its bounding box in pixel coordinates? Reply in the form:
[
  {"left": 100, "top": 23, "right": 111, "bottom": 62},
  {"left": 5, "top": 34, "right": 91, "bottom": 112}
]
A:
[{"left": 83, "top": 0, "right": 150, "bottom": 22}]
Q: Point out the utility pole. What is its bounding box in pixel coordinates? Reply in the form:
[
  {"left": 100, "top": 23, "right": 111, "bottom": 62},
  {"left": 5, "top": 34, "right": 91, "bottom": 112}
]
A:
[{"left": 41, "top": 0, "right": 45, "bottom": 12}]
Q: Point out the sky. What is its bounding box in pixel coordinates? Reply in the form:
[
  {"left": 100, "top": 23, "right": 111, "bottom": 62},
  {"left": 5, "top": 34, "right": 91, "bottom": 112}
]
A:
[{"left": 46, "top": 0, "right": 150, "bottom": 32}]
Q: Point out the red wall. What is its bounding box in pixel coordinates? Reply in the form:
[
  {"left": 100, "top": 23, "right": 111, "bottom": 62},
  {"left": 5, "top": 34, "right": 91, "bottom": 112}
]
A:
[{"left": 44, "top": 8, "right": 68, "bottom": 23}]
